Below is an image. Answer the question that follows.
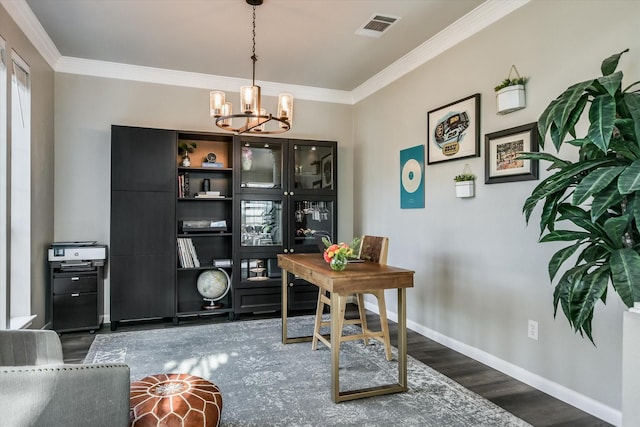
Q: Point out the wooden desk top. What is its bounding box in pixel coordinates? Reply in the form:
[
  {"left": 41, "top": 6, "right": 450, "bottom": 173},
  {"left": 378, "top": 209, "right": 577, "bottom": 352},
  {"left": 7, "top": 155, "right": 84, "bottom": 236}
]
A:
[{"left": 278, "top": 253, "right": 414, "bottom": 295}]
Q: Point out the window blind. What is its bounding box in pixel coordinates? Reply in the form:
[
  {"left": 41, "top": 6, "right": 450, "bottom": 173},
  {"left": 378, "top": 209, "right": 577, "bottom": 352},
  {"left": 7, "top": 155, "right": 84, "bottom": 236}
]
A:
[{"left": 11, "top": 51, "right": 30, "bottom": 129}]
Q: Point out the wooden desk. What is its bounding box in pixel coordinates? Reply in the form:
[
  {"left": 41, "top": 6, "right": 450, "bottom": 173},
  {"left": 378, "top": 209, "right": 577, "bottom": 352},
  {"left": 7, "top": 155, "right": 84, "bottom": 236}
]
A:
[{"left": 278, "top": 253, "right": 414, "bottom": 403}]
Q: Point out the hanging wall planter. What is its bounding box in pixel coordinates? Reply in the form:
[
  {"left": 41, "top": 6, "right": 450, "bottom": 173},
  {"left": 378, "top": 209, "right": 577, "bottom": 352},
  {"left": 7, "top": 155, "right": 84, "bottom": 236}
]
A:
[
  {"left": 495, "top": 65, "right": 527, "bottom": 115},
  {"left": 453, "top": 163, "right": 476, "bottom": 198},
  {"left": 455, "top": 181, "right": 475, "bottom": 198}
]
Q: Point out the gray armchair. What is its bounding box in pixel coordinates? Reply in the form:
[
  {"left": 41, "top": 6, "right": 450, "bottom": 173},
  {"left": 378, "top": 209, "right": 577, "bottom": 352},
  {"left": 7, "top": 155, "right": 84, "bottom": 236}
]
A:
[{"left": 0, "top": 329, "right": 130, "bottom": 427}]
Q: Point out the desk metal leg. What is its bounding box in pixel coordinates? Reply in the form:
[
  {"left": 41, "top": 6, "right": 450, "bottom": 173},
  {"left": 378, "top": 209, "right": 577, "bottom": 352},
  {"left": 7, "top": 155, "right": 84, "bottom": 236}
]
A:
[
  {"left": 333, "top": 287, "right": 408, "bottom": 403},
  {"left": 281, "top": 268, "right": 288, "bottom": 344},
  {"left": 398, "top": 287, "right": 408, "bottom": 390},
  {"left": 330, "top": 291, "right": 341, "bottom": 402}
]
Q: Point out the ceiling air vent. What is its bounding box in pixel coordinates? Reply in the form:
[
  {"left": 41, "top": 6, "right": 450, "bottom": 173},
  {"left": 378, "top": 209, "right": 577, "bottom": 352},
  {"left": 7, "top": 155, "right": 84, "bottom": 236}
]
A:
[{"left": 355, "top": 14, "right": 401, "bottom": 38}]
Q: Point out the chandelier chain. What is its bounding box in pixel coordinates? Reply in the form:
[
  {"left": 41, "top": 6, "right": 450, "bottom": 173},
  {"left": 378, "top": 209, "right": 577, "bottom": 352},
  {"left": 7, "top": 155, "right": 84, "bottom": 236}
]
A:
[{"left": 251, "top": 5, "right": 257, "bottom": 85}]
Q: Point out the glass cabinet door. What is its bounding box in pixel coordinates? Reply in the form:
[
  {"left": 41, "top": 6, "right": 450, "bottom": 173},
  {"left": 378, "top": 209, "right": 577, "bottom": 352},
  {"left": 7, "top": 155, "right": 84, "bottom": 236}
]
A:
[
  {"left": 292, "top": 143, "right": 334, "bottom": 191},
  {"left": 291, "top": 198, "right": 335, "bottom": 252},
  {"left": 238, "top": 139, "right": 284, "bottom": 190},
  {"left": 240, "top": 199, "right": 283, "bottom": 247}
]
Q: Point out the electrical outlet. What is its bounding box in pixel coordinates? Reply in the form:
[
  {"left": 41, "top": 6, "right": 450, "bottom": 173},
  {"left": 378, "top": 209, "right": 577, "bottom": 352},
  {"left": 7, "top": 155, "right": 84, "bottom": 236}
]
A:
[{"left": 528, "top": 320, "right": 539, "bottom": 340}]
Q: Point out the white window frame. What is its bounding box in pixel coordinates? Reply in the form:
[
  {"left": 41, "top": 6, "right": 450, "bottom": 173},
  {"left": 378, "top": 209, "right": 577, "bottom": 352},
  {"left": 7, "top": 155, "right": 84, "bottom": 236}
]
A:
[
  {"left": 0, "top": 37, "right": 7, "bottom": 329},
  {"left": 9, "top": 50, "right": 33, "bottom": 329}
]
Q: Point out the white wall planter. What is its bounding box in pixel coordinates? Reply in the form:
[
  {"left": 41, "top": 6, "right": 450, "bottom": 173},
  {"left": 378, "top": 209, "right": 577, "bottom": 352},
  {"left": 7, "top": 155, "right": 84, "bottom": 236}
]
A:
[
  {"left": 496, "top": 84, "right": 526, "bottom": 115},
  {"left": 455, "top": 181, "right": 475, "bottom": 198}
]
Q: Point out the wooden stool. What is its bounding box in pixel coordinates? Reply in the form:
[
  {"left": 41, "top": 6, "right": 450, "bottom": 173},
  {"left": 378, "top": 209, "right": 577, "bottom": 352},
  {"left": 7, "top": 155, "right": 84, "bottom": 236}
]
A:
[{"left": 130, "top": 373, "right": 222, "bottom": 427}]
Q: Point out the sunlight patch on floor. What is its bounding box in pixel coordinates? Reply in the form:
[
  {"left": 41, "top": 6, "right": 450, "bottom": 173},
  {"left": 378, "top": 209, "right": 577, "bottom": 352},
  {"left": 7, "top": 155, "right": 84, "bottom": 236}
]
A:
[{"left": 163, "top": 352, "right": 238, "bottom": 378}]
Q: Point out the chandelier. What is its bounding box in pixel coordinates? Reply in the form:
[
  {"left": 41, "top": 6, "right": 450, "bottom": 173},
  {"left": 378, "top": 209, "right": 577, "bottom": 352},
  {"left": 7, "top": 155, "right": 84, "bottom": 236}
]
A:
[{"left": 209, "top": 0, "right": 293, "bottom": 135}]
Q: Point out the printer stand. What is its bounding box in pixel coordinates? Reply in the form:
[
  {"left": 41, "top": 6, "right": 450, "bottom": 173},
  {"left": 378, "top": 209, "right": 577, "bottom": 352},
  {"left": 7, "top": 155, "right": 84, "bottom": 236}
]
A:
[{"left": 50, "top": 262, "right": 104, "bottom": 333}]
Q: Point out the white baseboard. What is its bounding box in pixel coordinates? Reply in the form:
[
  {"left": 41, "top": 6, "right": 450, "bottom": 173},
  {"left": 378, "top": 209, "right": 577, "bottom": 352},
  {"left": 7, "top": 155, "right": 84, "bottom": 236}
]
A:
[{"left": 363, "top": 300, "right": 621, "bottom": 426}]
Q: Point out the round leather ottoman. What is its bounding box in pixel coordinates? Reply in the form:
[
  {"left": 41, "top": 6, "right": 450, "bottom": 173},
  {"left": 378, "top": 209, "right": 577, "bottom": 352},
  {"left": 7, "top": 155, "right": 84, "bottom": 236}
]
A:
[{"left": 130, "top": 373, "right": 223, "bottom": 427}]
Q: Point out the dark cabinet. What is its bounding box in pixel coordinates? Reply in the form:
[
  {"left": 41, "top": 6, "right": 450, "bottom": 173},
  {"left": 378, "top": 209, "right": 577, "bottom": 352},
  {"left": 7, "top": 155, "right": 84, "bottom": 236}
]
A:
[
  {"left": 110, "top": 125, "right": 336, "bottom": 323},
  {"left": 232, "top": 136, "right": 337, "bottom": 314},
  {"left": 50, "top": 265, "right": 103, "bottom": 333},
  {"left": 110, "top": 126, "right": 176, "bottom": 329}
]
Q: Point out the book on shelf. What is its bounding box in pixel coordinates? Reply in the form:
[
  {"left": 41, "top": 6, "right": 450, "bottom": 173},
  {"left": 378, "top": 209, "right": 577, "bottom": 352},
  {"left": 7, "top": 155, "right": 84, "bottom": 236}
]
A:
[
  {"left": 176, "top": 239, "right": 189, "bottom": 268},
  {"left": 177, "top": 237, "right": 200, "bottom": 268},
  {"left": 198, "top": 191, "right": 220, "bottom": 196},
  {"left": 195, "top": 194, "right": 224, "bottom": 199},
  {"left": 201, "top": 162, "right": 224, "bottom": 168},
  {"left": 186, "top": 238, "right": 200, "bottom": 268},
  {"left": 184, "top": 172, "right": 190, "bottom": 198}
]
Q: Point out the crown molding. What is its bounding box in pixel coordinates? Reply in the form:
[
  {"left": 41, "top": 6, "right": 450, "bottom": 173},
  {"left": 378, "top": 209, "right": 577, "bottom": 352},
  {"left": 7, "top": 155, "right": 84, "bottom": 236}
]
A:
[
  {"left": 0, "top": 0, "right": 60, "bottom": 69},
  {"left": 55, "top": 56, "right": 353, "bottom": 104},
  {"left": 351, "top": 0, "right": 530, "bottom": 103},
  {"left": 4, "top": 0, "right": 528, "bottom": 106}
]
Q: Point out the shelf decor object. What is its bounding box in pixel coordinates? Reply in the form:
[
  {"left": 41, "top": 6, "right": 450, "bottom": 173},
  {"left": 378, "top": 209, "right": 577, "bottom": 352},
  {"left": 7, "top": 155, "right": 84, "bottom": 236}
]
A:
[
  {"left": 495, "top": 65, "right": 527, "bottom": 115},
  {"left": 197, "top": 268, "right": 231, "bottom": 310},
  {"left": 484, "top": 122, "right": 538, "bottom": 184},
  {"left": 209, "top": 0, "right": 293, "bottom": 135},
  {"left": 427, "top": 94, "right": 480, "bottom": 164},
  {"left": 453, "top": 163, "right": 475, "bottom": 198}
]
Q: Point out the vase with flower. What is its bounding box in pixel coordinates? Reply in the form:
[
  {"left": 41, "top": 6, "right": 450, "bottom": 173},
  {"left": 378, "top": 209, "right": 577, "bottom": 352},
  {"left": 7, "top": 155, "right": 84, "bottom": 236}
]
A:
[{"left": 322, "top": 237, "right": 360, "bottom": 271}]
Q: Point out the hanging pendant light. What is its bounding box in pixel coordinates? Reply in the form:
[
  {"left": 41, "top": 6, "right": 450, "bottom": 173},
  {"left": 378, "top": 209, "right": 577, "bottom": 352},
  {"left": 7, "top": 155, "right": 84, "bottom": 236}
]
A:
[{"left": 210, "top": 0, "right": 293, "bottom": 134}]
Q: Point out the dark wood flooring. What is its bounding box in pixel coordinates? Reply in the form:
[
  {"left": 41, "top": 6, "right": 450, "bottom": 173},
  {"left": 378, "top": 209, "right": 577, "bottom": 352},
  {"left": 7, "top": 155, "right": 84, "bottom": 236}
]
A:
[{"left": 60, "top": 307, "right": 611, "bottom": 427}]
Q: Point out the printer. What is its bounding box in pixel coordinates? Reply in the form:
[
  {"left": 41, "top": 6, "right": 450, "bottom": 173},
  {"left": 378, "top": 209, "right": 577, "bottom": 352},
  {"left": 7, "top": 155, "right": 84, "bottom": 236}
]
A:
[{"left": 48, "top": 241, "right": 107, "bottom": 270}]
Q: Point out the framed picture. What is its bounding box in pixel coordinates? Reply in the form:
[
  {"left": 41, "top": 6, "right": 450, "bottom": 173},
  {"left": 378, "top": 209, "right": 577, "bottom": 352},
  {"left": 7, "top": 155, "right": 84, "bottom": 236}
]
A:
[
  {"left": 427, "top": 93, "right": 480, "bottom": 164},
  {"left": 400, "top": 145, "right": 425, "bottom": 209},
  {"left": 485, "top": 122, "right": 539, "bottom": 184},
  {"left": 321, "top": 153, "right": 333, "bottom": 188}
]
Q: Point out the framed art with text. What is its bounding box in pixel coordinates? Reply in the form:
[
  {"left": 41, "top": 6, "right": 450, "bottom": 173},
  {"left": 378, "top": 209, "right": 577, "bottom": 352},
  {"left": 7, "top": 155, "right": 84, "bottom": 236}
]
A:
[
  {"left": 427, "top": 93, "right": 480, "bottom": 164},
  {"left": 400, "top": 145, "right": 425, "bottom": 209},
  {"left": 485, "top": 122, "right": 539, "bottom": 184}
]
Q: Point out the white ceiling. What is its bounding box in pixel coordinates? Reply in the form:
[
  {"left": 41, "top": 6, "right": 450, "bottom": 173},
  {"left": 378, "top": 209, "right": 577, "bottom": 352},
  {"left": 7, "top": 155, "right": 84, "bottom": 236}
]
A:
[{"left": 6, "top": 0, "right": 529, "bottom": 102}]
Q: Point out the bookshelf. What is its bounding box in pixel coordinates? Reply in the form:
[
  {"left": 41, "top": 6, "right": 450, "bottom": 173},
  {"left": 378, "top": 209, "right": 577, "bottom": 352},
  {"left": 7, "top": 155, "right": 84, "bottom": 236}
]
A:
[{"left": 175, "top": 132, "right": 234, "bottom": 320}]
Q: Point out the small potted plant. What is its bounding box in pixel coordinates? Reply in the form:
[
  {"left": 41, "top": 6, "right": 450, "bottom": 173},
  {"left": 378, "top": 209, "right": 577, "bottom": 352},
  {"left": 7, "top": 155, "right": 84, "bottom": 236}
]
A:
[
  {"left": 495, "top": 65, "right": 528, "bottom": 115},
  {"left": 178, "top": 142, "right": 196, "bottom": 167},
  {"left": 453, "top": 172, "right": 476, "bottom": 198}
]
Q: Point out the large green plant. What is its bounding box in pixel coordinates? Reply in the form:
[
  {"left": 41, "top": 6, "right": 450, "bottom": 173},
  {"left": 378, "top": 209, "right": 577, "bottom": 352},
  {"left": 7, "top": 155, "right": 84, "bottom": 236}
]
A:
[{"left": 520, "top": 49, "right": 640, "bottom": 343}]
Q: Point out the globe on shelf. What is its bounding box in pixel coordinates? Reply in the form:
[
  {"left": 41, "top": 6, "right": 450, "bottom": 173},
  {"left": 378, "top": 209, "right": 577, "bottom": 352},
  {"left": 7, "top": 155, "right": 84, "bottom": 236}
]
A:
[{"left": 196, "top": 269, "right": 230, "bottom": 310}]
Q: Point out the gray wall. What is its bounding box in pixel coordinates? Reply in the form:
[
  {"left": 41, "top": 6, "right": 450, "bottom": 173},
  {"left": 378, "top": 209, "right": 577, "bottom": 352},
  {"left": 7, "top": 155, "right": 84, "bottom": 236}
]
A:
[
  {"left": 0, "top": 3, "right": 55, "bottom": 330},
  {"left": 49, "top": 0, "right": 638, "bottom": 422},
  {"left": 353, "top": 0, "right": 638, "bottom": 417},
  {"left": 53, "top": 73, "right": 354, "bottom": 314}
]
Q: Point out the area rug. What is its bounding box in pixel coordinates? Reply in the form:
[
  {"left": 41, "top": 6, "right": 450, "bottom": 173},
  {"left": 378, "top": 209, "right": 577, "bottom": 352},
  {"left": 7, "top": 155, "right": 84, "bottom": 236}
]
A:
[{"left": 85, "top": 316, "right": 531, "bottom": 427}]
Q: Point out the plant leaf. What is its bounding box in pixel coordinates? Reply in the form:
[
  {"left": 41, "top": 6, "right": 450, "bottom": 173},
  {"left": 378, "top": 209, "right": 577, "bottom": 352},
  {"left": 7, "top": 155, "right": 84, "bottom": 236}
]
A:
[
  {"left": 540, "top": 230, "right": 591, "bottom": 243},
  {"left": 539, "top": 191, "right": 564, "bottom": 234},
  {"left": 572, "top": 266, "right": 610, "bottom": 335},
  {"left": 610, "top": 248, "right": 640, "bottom": 306},
  {"left": 624, "top": 92, "right": 640, "bottom": 146},
  {"left": 549, "top": 244, "right": 581, "bottom": 281},
  {"left": 591, "top": 181, "right": 624, "bottom": 221},
  {"left": 538, "top": 98, "right": 561, "bottom": 149},
  {"left": 597, "top": 71, "right": 623, "bottom": 97},
  {"left": 609, "top": 135, "right": 640, "bottom": 160},
  {"left": 617, "top": 159, "right": 640, "bottom": 194},
  {"left": 603, "top": 215, "right": 630, "bottom": 249},
  {"left": 549, "top": 81, "right": 593, "bottom": 150},
  {"left": 557, "top": 204, "right": 604, "bottom": 235},
  {"left": 578, "top": 243, "right": 609, "bottom": 264},
  {"left": 587, "top": 94, "right": 616, "bottom": 152},
  {"left": 517, "top": 152, "right": 570, "bottom": 169},
  {"left": 572, "top": 166, "right": 625, "bottom": 205},
  {"left": 601, "top": 48, "right": 629, "bottom": 76}
]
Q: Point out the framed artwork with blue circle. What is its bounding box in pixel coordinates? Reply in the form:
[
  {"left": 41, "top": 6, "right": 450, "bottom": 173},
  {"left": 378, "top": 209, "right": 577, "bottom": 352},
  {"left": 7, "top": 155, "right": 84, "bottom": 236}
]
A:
[{"left": 400, "top": 145, "right": 425, "bottom": 209}]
